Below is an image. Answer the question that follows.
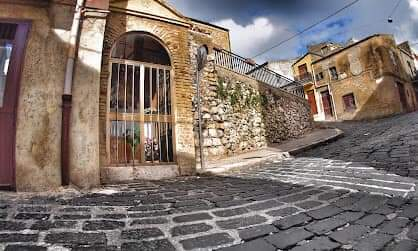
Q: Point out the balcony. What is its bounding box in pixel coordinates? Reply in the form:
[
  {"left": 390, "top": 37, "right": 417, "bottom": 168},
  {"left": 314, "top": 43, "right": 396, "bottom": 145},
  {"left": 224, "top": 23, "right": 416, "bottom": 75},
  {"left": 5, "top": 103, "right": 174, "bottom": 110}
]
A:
[{"left": 294, "top": 73, "right": 313, "bottom": 83}]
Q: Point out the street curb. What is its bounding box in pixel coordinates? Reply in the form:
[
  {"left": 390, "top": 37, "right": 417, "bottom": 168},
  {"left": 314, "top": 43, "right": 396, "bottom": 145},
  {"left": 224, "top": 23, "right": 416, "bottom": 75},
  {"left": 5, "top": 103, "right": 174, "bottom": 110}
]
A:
[
  {"left": 288, "top": 128, "right": 345, "bottom": 155},
  {"left": 198, "top": 128, "right": 344, "bottom": 175}
]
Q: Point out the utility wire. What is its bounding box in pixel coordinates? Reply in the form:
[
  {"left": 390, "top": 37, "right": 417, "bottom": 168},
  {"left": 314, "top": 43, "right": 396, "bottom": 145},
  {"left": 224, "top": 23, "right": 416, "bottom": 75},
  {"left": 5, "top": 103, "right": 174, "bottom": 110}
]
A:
[
  {"left": 389, "top": 0, "right": 403, "bottom": 18},
  {"left": 251, "top": 0, "right": 361, "bottom": 59}
]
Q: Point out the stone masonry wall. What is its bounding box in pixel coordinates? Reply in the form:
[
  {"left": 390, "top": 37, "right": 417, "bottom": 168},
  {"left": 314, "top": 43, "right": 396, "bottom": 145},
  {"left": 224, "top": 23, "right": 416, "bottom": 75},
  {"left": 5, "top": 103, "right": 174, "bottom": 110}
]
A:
[{"left": 195, "top": 58, "right": 313, "bottom": 161}]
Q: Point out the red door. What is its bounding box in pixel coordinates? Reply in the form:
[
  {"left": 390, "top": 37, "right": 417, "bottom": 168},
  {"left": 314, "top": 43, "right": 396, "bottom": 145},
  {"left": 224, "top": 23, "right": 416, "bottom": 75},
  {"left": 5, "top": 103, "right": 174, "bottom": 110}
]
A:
[
  {"left": 0, "top": 21, "right": 30, "bottom": 189},
  {"left": 307, "top": 90, "right": 318, "bottom": 114},
  {"left": 321, "top": 90, "right": 334, "bottom": 118}
]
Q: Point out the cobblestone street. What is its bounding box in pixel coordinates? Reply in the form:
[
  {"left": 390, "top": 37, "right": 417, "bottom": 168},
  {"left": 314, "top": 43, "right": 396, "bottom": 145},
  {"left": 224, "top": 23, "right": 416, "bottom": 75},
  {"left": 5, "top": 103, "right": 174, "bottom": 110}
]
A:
[
  {"left": 1, "top": 112, "right": 418, "bottom": 251},
  {"left": 299, "top": 112, "right": 418, "bottom": 179}
]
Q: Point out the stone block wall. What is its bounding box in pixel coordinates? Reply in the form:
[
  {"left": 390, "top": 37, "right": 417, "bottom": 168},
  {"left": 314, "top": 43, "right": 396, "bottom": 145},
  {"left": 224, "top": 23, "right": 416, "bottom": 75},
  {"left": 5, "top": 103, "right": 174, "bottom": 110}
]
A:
[{"left": 195, "top": 59, "right": 313, "bottom": 161}]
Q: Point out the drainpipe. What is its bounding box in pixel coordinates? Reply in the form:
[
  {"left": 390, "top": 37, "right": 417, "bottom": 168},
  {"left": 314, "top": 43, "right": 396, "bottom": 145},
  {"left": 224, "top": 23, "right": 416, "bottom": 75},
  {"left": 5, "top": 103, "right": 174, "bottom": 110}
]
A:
[{"left": 61, "top": 0, "right": 85, "bottom": 186}]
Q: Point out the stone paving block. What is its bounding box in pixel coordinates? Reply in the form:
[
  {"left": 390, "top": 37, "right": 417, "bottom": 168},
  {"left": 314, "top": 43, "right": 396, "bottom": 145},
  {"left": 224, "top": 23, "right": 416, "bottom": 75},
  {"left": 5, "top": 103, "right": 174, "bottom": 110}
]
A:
[
  {"left": 355, "top": 214, "right": 386, "bottom": 227},
  {"left": 0, "top": 234, "right": 39, "bottom": 243},
  {"left": 0, "top": 221, "right": 27, "bottom": 231},
  {"left": 334, "top": 211, "right": 365, "bottom": 222},
  {"left": 217, "top": 239, "right": 276, "bottom": 251},
  {"left": 59, "top": 207, "right": 91, "bottom": 213},
  {"left": 329, "top": 224, "right": 370, "bottom": 244},
  {"left": 121, "top": 239, "right": 175, "bottom": 251},
  {"left": 378, "top": 217, "right": 410, "bottom": 235},
  {"left": 212, "top": 207, "right": 249, "bottom": 218},
  {"left": 215, "top": 199, "right": 250, "bottom": 208},
  {"left": 290, "top": 237, "right": 341, "bottom": 251},
  {"left": 171, "top": 223, "right": 213, "bottom": 237},
  {"left": 238, "top": 224, "right": 278, "bottom": 241},
  {"left": 129, "top": 211, "right": 170, "bottom": 218},
  {"left": 172, "top": 213, "right": 212, "bottom": 223},
  {"left": 264, "top": 227, "right": 314, "bottom": 249},
  {"left": 407, "top": 224, "right": 418, "bottom": 241},
  {"left": 5, "top": 245, "right": 47, "bottom": 251},
  {"left": 305, "top": 218, "right": 347, "bottom": 235},
  {"left": 318, "top": 192, "right": 341, "bottom": 201},
  {"left": 121, "top": 228, "right": 164, "bottom": 240},
  {"left": 44, "top": 232, "right": 106, "bottom": 246},
  {"left": 353, "top": 233, "right": 393, "bottom": 251},
  {"left": 83, "top": 220, "right": 125, "bottom": 231},
  {"left": 348, "top": 195, "right": 388, "bottom": 212},
  {"left": 384, "top": 240, "right": 418, "bottom": 251},
  {"left": 246, "top": 200, "right": 283, "bottom": 211},
  {"left": 174, "top": 200, "right": 208, "bottom": 208},
  {"left": 387, "top": 197, "right": 407, "bottom": 207},
  {"left": 266, "top": 207, "right": 299, "bottom": 217},
  {"left": 14, "top": 213, "right": 50, "bottom": 221},
  {"left": 54, "top": 214, "right": 91, "bottom": 220},
  {"left": 30, "top": 220, "right": 77, "bottom": 230},
  {"left": 306, "top": 205, "right": 343, "bottom": 220},
  {"left": 131, "top": 217, "right": 169, "bottom": 225},
  {"left": 373, "top": 205, "right": 396, "bottom": 215},
  {"left": 127, "top": 205, "right": 166, "bottom": 211},
  {"left": 399, "top": 204, "right": 418, "bottom": 219},
  {"left": 272, "top": 213, "right": 312, "bottom": 230},
  {"left": 295, "top": 200, "right": 323, "bottom": 209},
  {"left": 279, "top": 193, "right": 311, "bottom": 203},
  {"left": 333, "top": 196, "right": 362, "bottom": 209},
  {"left": 180, "top": 233, "right": 234, "bottom": 250},
  {"left": 96, "top": 214, "right": 127, "bottom": 219},
  {"left": 216, "top": 215, "right": 266, "bottom": 230}
]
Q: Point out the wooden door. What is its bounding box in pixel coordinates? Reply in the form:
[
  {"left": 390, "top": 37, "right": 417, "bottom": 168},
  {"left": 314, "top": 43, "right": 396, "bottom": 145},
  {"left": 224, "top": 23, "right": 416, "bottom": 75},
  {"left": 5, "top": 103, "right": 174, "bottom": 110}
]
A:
[
  {"left": 321, "top": 90, "right": 333, "bottom": 117},
  {"left": 307, "top": 90, "right": 318, "bottom": 115},
  {"left": 396, "top": 82, "right": 408, "bottom": 112},
  {"left": 0, "top": 21, "right": 30, "bottom": 189}
]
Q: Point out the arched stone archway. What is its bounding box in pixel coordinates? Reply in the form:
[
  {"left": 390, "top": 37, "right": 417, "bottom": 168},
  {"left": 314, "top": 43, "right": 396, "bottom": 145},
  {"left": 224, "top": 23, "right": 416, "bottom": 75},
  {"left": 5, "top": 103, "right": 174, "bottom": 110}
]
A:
[{"left": 106, "top": 32, "right": 175, "bottom": 166}]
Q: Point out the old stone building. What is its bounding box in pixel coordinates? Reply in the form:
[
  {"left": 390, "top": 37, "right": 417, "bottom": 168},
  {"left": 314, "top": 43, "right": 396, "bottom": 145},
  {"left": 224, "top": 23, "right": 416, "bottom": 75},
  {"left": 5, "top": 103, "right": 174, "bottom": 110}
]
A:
[
  {"left": 293, "top": 35, "right": 418, "bottom": 121},
  {"left": 0, "top": 0, "right": 312, "bottom": 191}
]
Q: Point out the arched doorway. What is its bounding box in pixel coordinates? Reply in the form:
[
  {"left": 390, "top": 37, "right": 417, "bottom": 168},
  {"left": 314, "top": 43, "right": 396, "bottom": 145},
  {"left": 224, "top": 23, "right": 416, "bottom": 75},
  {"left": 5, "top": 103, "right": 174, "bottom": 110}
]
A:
[{"left": 107, "top": 32, "right": 174, "bottom": 166}]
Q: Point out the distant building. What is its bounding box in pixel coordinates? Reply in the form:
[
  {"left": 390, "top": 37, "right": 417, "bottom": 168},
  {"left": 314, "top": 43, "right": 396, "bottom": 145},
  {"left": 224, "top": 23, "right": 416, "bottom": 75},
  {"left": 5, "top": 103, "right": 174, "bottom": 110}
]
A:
[
  {"left": 292, "top": 34, "right": 418, "bottom": 121},
  {"left": 268, "top": 59, "right": 297, "bottom": 80}
]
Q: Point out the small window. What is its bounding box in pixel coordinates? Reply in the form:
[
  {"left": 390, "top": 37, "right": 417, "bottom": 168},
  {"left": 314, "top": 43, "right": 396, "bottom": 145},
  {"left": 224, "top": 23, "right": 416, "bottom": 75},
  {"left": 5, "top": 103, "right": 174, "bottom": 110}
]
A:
[
  {"left": 329, "top": 67, "right": 338, "bottom": 80},
  {"left": 343, "top": 93, "right": 356, "bottom": 111},
  {"left": 316, "top": 72, "right": 324, "bottom": 81}
]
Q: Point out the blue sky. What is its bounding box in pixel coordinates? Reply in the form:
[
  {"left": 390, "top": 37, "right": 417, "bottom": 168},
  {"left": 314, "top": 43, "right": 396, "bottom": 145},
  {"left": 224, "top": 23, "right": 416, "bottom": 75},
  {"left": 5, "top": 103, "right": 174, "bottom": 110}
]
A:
[{"left": 167, "top": 0, "right": 418, "bottom": 63}]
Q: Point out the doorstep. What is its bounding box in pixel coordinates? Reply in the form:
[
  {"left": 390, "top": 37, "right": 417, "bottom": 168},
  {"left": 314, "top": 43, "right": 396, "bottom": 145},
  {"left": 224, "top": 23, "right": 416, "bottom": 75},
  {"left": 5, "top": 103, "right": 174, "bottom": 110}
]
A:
[{"left": 101, "top": 165, "right": 179, "bottom": 184}]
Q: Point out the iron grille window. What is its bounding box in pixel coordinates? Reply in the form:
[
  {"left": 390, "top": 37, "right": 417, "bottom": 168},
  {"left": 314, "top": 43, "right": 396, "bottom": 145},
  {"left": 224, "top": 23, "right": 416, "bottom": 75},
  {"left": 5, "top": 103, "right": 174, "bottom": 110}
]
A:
[{"left": 108, "top": 33, "right": 174, "bottom": 165}]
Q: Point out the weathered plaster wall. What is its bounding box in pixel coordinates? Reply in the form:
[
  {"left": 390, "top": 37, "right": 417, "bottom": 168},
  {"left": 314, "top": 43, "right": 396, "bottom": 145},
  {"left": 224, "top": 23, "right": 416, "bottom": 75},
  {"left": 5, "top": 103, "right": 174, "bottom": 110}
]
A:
[
  {"left": 313, "top": 35, "right": 418, "bottom": 121},
  {"left": 197, "top": 61, "right": 313, "bottom": 161},
  {"left": 0, "top": 3, "right": 71, "bottom": 191},
  {"left": 99, "top": 10, "right": 196, "bottom": 176},
  {"left": 69, "top": 10, "right": 108, "bottom": 189}
]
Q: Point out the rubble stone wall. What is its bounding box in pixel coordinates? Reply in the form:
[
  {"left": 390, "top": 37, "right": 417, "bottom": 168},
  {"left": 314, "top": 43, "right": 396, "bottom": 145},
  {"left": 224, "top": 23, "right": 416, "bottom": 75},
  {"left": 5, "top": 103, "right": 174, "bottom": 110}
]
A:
[{"left": 196, "top": 60, "right": 313, "bottom": 161}]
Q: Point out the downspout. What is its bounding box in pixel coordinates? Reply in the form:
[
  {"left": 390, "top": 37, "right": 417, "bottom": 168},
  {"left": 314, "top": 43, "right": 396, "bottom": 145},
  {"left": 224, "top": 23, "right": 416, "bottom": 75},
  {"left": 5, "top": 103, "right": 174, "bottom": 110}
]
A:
[{"left": 61, "top": 0, "right": 85, "bottom": 186}]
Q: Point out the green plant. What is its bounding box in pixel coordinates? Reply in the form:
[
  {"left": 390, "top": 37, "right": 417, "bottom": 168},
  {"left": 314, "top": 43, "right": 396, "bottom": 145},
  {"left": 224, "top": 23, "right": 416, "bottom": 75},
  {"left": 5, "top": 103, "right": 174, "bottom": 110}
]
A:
[
  {"left": 216, "top": 78, "right": 228, "bottom": 100},
  {"left": 127, "top": 126, "right": 141, "bottom": 150}
]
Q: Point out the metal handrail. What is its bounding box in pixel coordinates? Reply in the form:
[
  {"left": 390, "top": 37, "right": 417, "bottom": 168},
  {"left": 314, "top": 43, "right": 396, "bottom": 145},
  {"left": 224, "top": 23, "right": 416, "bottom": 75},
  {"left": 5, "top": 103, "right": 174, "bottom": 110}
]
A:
[{"left": 214, "top": 48, "right": 304, "bottom": 97}]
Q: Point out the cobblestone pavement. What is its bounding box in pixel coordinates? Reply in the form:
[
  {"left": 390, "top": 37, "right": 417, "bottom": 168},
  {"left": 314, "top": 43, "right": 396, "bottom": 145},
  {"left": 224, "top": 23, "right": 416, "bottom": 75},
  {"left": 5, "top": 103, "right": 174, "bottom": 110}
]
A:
[
  {"left": 299, "top": 112, "right": 418, "bottom": 179},
  {"left": 1, "top": 112, "right": 418, "bottom": 251},
  {"left": 0, "top": 174, "right": 418, "bottom": 251}
]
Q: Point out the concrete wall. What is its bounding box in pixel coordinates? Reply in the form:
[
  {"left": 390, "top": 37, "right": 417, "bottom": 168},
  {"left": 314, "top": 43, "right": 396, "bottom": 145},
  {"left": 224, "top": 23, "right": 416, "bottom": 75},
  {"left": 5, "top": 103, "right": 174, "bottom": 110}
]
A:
[{"left": 0, "top": 3, "right": 72, "bottom": 191}]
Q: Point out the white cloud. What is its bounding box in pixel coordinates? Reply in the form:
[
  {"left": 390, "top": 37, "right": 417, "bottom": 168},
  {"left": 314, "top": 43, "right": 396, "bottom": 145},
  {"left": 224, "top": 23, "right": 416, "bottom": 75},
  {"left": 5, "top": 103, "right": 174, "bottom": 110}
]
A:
[
  {"left": 409, "top": 0, "right": 418, "bottom": 19},
  {"left": 214, "top": 17, "right": 276, "bottom": 58}
]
